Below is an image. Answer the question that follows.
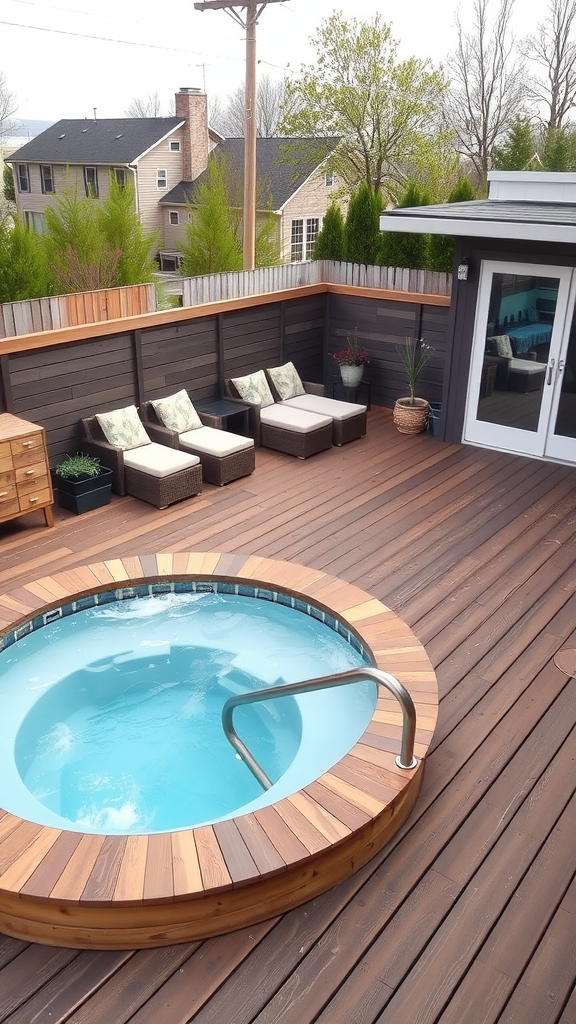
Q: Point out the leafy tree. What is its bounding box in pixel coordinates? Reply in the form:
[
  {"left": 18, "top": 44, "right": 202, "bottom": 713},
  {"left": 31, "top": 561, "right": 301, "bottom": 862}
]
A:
[
  {"left": 255, "top": 210, "right": 282, "bottom": 268},
  {"left": 444, "top": 0, "right": 526, "bottom": 190},
  {"left": 0, "top": 216, "right": 48, "bottom": 303},
  {"left": 312, "top": 202, "right": 345, "bottom": 261},
  {"left": 178, "top": 158, "right": 242, "bottom": 276},
  {"left": 522, "top": 0, "right": 576, "bottom": 130},
  {"left": 343, "top": 182, "right": 383, "bottom": 264},
  {"left": 379, "top": 181, "right": 431, "bottom": 269},
  {"left": 97, "top": 176, "right": 158, "bottom": 285},
  {"left": 3, "top": 164, "right": 15, "bottom": 203},
  {"left": 428, "top": 178, "right": 477, "bottom": 273},
  {"left": 492, "top": 117, "right": 539, "bottom": 169},
  {"left": 280, "top": 12, "right": 447, "bottom": 199}
]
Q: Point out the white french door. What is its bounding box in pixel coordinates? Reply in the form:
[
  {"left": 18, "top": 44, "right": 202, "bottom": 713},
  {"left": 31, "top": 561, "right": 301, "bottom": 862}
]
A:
[{"left": 463, "top": 261, "right": 576, "bottom": 464}]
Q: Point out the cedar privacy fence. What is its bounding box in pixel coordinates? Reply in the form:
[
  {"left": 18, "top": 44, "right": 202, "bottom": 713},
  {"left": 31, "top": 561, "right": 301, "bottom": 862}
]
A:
[{"left": 0, "top": 264, "right": 451, "bottom": 339}]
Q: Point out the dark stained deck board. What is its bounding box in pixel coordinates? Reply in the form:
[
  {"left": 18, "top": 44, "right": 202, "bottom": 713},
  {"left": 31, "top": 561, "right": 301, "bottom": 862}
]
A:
[{"left": 2, "top": 407, "right": 576, "bottom": 1021}]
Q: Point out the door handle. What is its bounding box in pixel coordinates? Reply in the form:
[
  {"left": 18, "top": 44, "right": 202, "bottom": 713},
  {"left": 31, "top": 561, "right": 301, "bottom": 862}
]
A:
[
  {"left": 547, "top": 358, "right": 556, "bottom": 385},
  {"left": 558, "top": 359, "right": 565, "bottom": 372}
]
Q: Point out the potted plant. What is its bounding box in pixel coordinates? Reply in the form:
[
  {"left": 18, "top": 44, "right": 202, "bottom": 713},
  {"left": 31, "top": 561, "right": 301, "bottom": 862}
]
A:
[
  {"left": 52, "top": 452, "right": 113, "bottom": 514},
  {"left": 332, "top": 329, "right": 369, "bottom": 387},
  {"left": 393, "top": 337, "right": 435, "bottom": 434}
]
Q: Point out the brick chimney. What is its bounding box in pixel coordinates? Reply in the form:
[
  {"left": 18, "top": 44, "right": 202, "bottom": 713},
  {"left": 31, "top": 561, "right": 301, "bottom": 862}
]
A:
[{"left": 175, "top": 87, "right": 208, "bottom": 182}]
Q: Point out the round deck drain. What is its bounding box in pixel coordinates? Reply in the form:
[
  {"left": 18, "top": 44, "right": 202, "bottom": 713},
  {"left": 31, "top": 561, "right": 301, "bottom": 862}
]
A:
[{"left": 553, "top": 648, "right": 576, "bottom": 678}]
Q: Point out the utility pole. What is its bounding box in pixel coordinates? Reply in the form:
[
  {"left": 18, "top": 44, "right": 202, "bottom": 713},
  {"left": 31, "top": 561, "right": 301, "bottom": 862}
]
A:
[{"left": 194, "top": 0, "right": 288, "bottom": 271}]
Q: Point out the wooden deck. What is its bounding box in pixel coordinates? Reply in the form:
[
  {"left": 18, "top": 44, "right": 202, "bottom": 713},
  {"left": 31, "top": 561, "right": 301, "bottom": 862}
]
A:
[{"left": 1, "top": 404, "right": 576, "bottom": 1022}]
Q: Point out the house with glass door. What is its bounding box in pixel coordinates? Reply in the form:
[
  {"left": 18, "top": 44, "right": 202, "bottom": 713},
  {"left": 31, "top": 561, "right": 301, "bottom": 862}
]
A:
[{"left": 380, "top": 171, "right": 576, "bottom": 468}]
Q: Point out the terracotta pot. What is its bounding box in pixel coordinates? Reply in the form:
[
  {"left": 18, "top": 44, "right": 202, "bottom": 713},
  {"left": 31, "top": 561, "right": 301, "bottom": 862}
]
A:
[
  {"left": 340, "top": 364, "right": 364, "bottom": 387},
  {"left": 393, "top": 397, "right": 430, "bottom": 434}
]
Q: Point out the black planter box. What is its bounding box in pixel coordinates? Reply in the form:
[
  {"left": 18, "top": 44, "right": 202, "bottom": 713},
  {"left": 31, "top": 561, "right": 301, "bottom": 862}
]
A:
[{"left": 52, "top": 467, "right": 113, "bottom": 514}]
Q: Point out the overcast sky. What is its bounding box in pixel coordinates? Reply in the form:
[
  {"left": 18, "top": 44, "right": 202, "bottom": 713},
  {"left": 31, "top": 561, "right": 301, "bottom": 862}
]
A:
[{"left": 3, "top": 0, "right": 543, "bottom": 125}]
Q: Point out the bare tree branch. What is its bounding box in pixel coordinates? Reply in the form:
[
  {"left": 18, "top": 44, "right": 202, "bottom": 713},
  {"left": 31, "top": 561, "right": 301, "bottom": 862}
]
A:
[
  {"left": 211, "top": 74, "right": 290, "bottom": 137},
  {"left": 0, "top": 72, "right": 18, "bottom": 139},
  {"left": 522, "top": 0, "right": 576, "bottom": 129},
  {"left": 125, "top": 91, "right": 173, "bottom": 117}
]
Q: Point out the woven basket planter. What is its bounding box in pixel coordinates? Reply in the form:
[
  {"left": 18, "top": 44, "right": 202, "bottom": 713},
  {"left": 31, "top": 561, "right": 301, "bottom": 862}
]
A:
[{"left": 393, "top": 397, "right": 430, "bottom": 434}]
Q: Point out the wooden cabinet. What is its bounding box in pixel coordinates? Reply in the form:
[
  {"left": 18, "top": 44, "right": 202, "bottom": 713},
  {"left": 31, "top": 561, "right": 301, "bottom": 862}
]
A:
[{"left": 0, "top": 413, "right": 54, "bottom": 528}]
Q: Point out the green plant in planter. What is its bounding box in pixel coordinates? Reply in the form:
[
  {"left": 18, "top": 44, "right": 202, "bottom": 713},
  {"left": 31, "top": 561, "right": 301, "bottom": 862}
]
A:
[
  {"left": 396, "top": 337, "right": 435, "bottom": 405},
  {"left": 55, "top": 452, "right": 103, "bottom": 480}
]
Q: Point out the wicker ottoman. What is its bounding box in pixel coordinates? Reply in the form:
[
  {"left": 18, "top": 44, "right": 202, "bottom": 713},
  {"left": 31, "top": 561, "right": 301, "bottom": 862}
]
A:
[
  {"left": 123, "top": 443, "right": 202, "bottom": 508},
  {"left": 281, "top": 393, "right": 367, "bottom": 445},
  {"left": 178, "top": 426, "right": 255, "bottom": 486},
  {"left": 259, "top": 404, "right": 333, "bottom": 459},
  {"left": 508, "top": 358, "right": 547, "bottom": 393}
]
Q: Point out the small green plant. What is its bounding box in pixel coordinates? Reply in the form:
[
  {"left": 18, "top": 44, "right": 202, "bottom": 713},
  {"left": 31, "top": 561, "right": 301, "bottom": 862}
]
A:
[
  {"left": 332, "top": 328, "right": 369, "bottom": 367},
  {"left": 396, "top": 337, "right": 435, "bottom": 404},
  {"left": 55, "top": 452, "right": 102, "bottom": 480}
]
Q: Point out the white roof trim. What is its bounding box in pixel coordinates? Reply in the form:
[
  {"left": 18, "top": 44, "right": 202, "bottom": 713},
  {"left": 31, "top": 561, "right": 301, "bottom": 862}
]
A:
[
  {"left": 379, "top": 213, "right": 576, "bottom": 244},
  {"left": 131, "top": 122, "right": 186, "bottom": 164}
]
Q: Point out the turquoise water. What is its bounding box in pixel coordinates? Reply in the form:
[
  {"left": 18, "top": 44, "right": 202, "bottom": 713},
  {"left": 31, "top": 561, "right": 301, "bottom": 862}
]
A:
[{"left": 0, "top": 590, "right": 375, "bottom": 834}]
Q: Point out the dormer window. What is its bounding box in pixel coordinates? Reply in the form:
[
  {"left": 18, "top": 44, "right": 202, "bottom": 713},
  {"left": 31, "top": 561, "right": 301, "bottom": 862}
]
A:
[
  {"left": 157, "top": 169, "right": 167, "bottom": 189},
  {"left": 40, "top": 165, "right": 54, "bottom": 194}
]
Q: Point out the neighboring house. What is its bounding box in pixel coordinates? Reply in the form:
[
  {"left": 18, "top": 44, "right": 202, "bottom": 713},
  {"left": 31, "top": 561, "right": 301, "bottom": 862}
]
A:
[
  {"left": 6, "top": 89, "right": 221, "bottom": 244},
  {"left": 160, "top": 137, "right": 342, "bottom": 263},
  {"left": 380, "top": 170, "right": 576, "bottom": 470},
  {"left": 7, "top": 90, "right": 342, "bottom": 266}
]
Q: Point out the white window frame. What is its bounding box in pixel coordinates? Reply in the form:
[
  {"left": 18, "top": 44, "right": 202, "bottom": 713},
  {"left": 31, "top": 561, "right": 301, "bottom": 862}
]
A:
[
  {"left": 84, "top": 166, "right": 99, "bottom": 198},
  {"left": 113, "top": 167, "right": 127, "bottom": 188},
  {"left": 325, "top": 171, "right": 334, "bottom": 186},
  {"left": 40, "top": 164, "right": 54, "bottom": 194},
  {"left": 17, "top": 164, "right": 30, "bottom": 192},
  {"left": 169, "top": 210, "right": 179, "bottom": 225},
  {"left": 169, "top": 140, "right": 180, "bottom": 152},
  {"left": 157, "top": 168, "right": 167, "bottom": 189},
  {"left": 290, "top": 216, "right": 321, "bottom": 262},
  {"left": 25, "top": 210, "right": 46, "bottom": 233}
]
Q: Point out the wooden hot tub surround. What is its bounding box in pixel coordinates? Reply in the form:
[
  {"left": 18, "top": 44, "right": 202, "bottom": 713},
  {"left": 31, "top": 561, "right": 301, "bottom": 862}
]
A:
[{"left": 0, "top": 552, "right": 438, "bottom": 949}]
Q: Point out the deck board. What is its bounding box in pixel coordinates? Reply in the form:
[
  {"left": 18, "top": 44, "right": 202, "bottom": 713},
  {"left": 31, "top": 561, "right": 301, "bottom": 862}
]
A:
[{"left": 1, "top": 406, "right": 576, "bottom": 1022}]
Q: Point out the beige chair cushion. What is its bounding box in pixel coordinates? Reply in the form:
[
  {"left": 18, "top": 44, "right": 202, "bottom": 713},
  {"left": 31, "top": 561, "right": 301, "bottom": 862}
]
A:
[
  {"left": 266, "top": 361, "right": 306, "bottom": 400},
  {"left": 123, "top": 442, "right": 200, "bottom": 478},
  {"left": 96, "top": 406, "right": 151, "bottom": 450},
  {"left": 231, "top": 369, "right": 275, "bottom": 407},
  {"left": 151, "top": 390, "right": 202, "bottom": 432},
  {"left": 282, "top": 393, "right": 366, "bottom": 421},
  {"left": 179, "top": 426, "right": 254, "bottom": 456},
  {"left": 260, "top": 404, "right": 332, "bottom": 434}
]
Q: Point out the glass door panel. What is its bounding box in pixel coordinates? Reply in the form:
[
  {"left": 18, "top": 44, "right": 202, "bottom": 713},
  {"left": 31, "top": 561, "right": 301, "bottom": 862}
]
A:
[
  {"left": 545, "top": 274, "right": 576, "bottom": 461},
  {"left": 463, "top": 262, "right": 572, "bottom": 457}
]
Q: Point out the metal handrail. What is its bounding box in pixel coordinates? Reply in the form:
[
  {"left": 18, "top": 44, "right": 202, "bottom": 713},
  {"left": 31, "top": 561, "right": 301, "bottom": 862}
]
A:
[{"left": 221, "top": 667, "right": 418, "bottom": 792}]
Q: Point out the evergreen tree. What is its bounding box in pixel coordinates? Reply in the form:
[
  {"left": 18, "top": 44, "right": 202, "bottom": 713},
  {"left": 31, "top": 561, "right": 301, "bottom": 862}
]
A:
[
  {"left": 42, "top": 185, "right": 121, "bottom": 293},
  {"left": 0, "top": 217, "right": 48, "bottom": 303},
  {"left": 428, "top": 177, "right": 476, "bottom": 273},
  {"left": 178, "top": 158, "right": 242, "bottom": 276},
  {"left": 343, "top": 182, "right": 382, "bottom": 265},
  {"left": 97, "top": 176, "right": 158, "bottom": 285},
  {"left": 379, "top": 181, "right": 431, "bottom": 269},
  {"left": 312, "top": 202, "right": 345, "bottom": 261},
  {"left": 3, "top": 164, "right": 15, "bottom": 203},
  {"left": 543, "top": 126, "right": 576, "bottom": 170},
  {"left": 492, "top": 118, "right": 537, "bottom": 170}
]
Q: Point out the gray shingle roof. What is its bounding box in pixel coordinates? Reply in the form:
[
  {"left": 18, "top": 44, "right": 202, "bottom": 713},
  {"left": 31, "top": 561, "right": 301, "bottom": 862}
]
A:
[
  {"left": 7, "top": 118, "right": 183, "bottom": 165},
  {"left": 161, "top": 137, "right": 338, "bottom": 211}
]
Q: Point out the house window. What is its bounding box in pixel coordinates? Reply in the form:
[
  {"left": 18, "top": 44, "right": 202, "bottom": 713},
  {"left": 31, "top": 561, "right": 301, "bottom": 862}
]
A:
[
  {"left": 17, "top": 164, "right": 30, "bottom": 192},
  {"left": 113, "top": 167, "right": 127, "bottom": 187},
  {"left": 157, "top": 169, "right": 167, "bottom": 189},
  {"left": 40, "top": 165, "right": 54, "bottom": 194},
  {"left": 84, "top": 166, "right": 99, "bottom": 198},
  {"left": 290, "top": 217, "right": 321, "bottom": 262},
  {"left": 169, "top": 211, "right": 179, "bottom": 225},
  {"left": 325, "top": 172, "right": 334, "bottom": 186},
  {"left": 25, "top": 211, "right": 46, "bottom": 233},
  {"left": 169, "top": 141, "right": 180, "bottom": 152}
]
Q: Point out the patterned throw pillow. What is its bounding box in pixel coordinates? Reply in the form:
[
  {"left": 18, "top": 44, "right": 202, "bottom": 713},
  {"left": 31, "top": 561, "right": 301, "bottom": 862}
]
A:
[
  {"left": 231, "top": 370, "right": 275, "bottom": 407},
  {"left": 151, "top": 390, "right": 202, "bottom": 432},
  {"left": 488, "top": 334, "right": 513, "bottom": 358},
  {"left": 96, "top": 406, "right": 151, "bottom": 450},
  {"left": 527, "top": 307, "right": 539, "bottom": 322},
  {"left": 266, "top": 362, "right": 306, "bottom": 401}
]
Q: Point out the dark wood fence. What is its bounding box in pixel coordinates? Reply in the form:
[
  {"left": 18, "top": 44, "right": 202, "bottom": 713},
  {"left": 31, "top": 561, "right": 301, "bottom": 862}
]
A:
[{"left": 0, "top": 286, "right": 449, "bottom": 466}]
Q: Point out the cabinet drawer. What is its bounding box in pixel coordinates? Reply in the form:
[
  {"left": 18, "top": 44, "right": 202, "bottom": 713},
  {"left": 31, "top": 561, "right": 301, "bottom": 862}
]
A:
[
  {"left": 18, "top": 487, "right": 52, "bottom": 513},
  {"left": 15, "top": 461, "right": 48, "bottom": 486},
  {"left": 0, "top": 481, "right": 17, "bottom": 504},
  {"left": 0, "top": 498, "right": 20, "bottom": 520},
  {"left": 0, "top": 442, "right": 11, "bottom": 461},
  {"left": 11, "top": 433, "right": 43, "bottom": 460},
  {"left": 0, "top": 468, "right": 16, "bottom": 489}
]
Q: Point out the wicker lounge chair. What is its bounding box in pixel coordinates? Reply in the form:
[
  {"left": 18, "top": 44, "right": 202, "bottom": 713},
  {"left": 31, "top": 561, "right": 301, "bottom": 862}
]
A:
[
  {"left": 266, "top": 376, "right": 367, "bottom": 446},
  {"left": 81, "top": 413, "right": 202, "bottom": 508},
  {"left": 224, "top": 378, "right": 333, "bottom": 459},
  {"left": 141, "top": 401, "right": 255, "bottom": 486}
]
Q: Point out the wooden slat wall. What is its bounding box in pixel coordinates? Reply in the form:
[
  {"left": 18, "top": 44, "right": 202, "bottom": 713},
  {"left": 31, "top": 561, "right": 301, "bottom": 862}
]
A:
[
  {"left": 140, "top": 318, "right": 220, "bottom": 400},
  {"left": 327, "top": 292, "right": 448, "bottom": 408}
]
